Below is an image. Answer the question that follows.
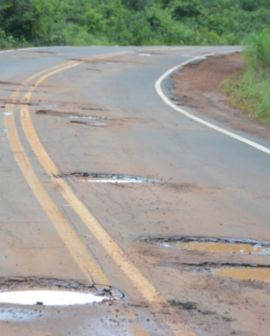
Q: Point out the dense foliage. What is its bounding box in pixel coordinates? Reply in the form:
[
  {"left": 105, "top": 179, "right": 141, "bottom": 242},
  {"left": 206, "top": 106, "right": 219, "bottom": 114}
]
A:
[
  {"left": 0, "top": 0, "right": 270, "bottom": 47},
  {"left": 224, "top": 31, "right": 270, "bottom": 125}
]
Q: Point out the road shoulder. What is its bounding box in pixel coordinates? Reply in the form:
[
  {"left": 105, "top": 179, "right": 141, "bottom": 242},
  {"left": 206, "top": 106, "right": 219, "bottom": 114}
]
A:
[{"left": 171, "top": 52, "right": 270, "bottom": 140}]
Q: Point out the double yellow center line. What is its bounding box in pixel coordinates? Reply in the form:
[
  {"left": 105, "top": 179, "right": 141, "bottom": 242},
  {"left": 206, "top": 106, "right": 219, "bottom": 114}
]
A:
[{"left": 4, "top": 51, "right": 195, "bottom": 336}]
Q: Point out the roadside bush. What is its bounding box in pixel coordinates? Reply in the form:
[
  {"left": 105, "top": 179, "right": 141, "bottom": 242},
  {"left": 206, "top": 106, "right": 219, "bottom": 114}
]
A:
[
  {"left": 245, "top": 31, "right": 270, "bottom": 74},
  {"left": 224, "top": 31, "right": 270, "bottom": 125}
]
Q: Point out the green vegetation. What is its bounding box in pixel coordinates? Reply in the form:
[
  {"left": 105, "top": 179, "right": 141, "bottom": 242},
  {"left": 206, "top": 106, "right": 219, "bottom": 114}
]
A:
[
  {"left": 224, "top": 31, "right": 270, "bottom": 125},
  {"left": 1, "top": 1, "right": 269, "bottom": 125},
  {"left": 0, "top": 0, "right": 270, "bottom": 47}
]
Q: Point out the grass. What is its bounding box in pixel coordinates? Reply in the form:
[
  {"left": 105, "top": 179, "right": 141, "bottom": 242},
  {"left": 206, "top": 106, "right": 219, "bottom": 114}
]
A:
[{"left": 223, "top": 31, "right": 270, "bottom": 126}]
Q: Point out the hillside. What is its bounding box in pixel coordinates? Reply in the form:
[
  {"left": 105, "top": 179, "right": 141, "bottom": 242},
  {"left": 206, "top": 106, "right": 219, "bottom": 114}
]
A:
[{"left": 0, "top": 0, "right": 270, "bottom": 47}]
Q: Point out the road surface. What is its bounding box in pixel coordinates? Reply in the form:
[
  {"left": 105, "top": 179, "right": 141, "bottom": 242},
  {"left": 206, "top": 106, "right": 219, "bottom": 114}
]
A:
[{"left": 0, "top": 46, "right": 269, "bottom": 336}]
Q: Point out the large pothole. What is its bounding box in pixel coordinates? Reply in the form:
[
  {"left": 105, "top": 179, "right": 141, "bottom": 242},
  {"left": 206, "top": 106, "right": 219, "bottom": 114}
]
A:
[
  {"left": 143, "top": 235, "right": 270, "bottom": 255},
  {"left": 0, "top": 290, "right": 106, "bottom": 306},
  {"left": 0, "top": 277, "right": 124, "bottom": 306},
  {"left": 141, "top": 236, "right": 270, "bottom": 282}
]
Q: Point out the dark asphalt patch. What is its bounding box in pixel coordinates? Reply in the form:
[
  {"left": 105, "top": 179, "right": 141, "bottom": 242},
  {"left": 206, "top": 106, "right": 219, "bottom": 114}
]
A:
[
  {"left": 169, "top": 300, "right": 234, "bottom": 326},
  {"left": 0, "top": 81, "right": 22, "bottom": 86},
  {"left": 180, "top": 262, "right": 270, "bottom": 269},
  {"left": 169, "top": 300, "right": 216, "bottom": 315},
  {"left": 69, "top": 58, "right": 144, "bottom": 65},
  {"left": 22, "top": 50, "right": 57, "bottom": 55},
  {"left": 87, "top": 68, "right": 102, "bottom": 72},
  {"left": 36, "top": 109, "right": 70, "bottom": 116}
]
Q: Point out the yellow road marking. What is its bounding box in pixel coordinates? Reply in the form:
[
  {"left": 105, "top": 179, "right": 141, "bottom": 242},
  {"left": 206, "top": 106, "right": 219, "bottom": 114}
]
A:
[
  {"left": 3, "top": 53, "right": 131, "bottom": 286},
  {"left": 4, "top": 96, "right": 109, "bottom": 286},
  {"left": 22, "top": 62, "right": 163, "bottom": 303},
  {"left": 19, "top": 54, "right": 195, "bottom": 336}
]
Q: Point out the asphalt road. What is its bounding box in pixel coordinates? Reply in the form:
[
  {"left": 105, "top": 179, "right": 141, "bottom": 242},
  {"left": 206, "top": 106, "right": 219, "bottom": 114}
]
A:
[{"left": 0, "top": 46, "right": 269, "bottom": 336}]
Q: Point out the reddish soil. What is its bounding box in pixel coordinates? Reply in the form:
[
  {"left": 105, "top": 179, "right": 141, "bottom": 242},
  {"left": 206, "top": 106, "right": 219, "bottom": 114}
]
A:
[{"left": 172, "top": 53, "right": 270, "bottom": 140}]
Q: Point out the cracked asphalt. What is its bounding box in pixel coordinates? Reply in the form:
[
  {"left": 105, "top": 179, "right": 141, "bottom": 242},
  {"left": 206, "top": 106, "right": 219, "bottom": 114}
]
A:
[{"left": 0, "top": 46, "right": 269, "bottom": 336}]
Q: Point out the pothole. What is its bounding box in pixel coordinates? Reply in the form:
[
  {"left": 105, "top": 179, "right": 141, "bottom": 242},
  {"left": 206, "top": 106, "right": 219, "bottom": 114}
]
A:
[
  {"left": 0, "top": 290, "right": 107, "bottom": 306},
  {"left": 70, "top": 58, "right": 133, "bottom": 65},
  {"left": 87, "top": 67, "right": 102, "bottom": 72},
  {"left": 2, "top": 111, "right": 13, "bottom": 116},
  {"left": 143, "top": 236, "right": 270, "bottom": 256},
  {"left": 0, "top": 81, "right": 21, "bottom": 86},
  {"left": 215, "top": 267, "right": 270, "bottom": 282},
  {"left": 36, "top": 109, "right": 71, "bottom": 116},
  {"left": 36, "top": 105, "right": 105, "bottom": 116},
  {"left": 22, "top": 50, "right": 56, "bottom": 55},
  {"left": 0, "top": 277, "right": 124, "bottom": 306},
  {"left": 174, "top": 262, "right": 270, "bottom": 283},
  {"left": 170, "top": 241, "right": 270, "bottom": 255},
  {"left": 0, "top": 128, "right": 8, "bottom": 134},
  {"left": 69, "top": 115, "right": 107, "bottom": 127},
  {"left": 138, "top": 53, "right": 152, "bottom": 57},
  {"left": 35, "top": 110, "right": 108, "bottom": 126},
  {"left": 57, "top": 172, "right": 162, "bottom": 185},
  {"left": 142, "top": 236, "right": 270, "bottom": 282}
]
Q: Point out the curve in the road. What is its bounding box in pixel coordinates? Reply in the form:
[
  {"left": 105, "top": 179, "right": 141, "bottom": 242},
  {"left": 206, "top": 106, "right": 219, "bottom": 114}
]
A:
[
  {"left": 5, "top": 70, "right": 110, "bottom": 287},
  {"left": 155, "top": 56, "right": 270, "bottom": 156},
  {"left": 5, "top": 51, "right": 195, "bottom": 336}
]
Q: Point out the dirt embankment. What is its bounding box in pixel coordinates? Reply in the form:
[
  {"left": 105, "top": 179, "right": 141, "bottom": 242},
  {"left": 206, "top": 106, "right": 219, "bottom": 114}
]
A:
[{"left": 172, "top": 53, "right": 270, "bottom": 140}]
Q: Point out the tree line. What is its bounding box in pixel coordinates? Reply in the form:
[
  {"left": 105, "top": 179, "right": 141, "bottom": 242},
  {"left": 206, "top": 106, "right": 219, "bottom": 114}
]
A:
[{"left": 0, "top": 0, "right": 270, "bottom": 48}]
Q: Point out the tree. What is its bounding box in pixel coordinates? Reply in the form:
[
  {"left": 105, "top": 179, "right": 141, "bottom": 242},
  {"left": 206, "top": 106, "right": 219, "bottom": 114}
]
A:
[{"left": 0, "top": 0, "right": 39, "bottom": 41}]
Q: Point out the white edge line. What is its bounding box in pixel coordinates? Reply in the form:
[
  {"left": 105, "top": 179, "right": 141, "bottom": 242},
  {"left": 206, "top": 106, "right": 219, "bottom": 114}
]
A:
[{"left": 155, "top": 54, "right": 270, "bottom": 155}]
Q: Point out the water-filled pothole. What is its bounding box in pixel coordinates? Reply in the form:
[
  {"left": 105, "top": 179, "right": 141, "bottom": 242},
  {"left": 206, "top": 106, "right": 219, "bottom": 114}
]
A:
[
  {"left": 144, "top": 236, "right": 270, "bottom": 256},
  {"left": 0, "top": 128, "right": 8, "bottom": 135},
  {"left": 69, "top": 115, "right": 107, "bottom": 127},
  {"left": 0, "top": 290, "right": 107, "bottom": 306},
  {"left": 142, "top": 236, "right": 270, "bottom": 282},
  {"left": 0, "top": 277, "right": 124, "bottom": 306},
  {"left": 58, "top": 172, "right": 162, "bottom": 185},
  {"left": 171, "top": 241, "right": 270, "bottom": 255},
  {"left": 215, "top": 267, "right": 270, "bottom": 282},
  {"left": 138, "top": 53, "right": 152, "bottom": 57},
  {"left": 3, "top": 111, "right": 13, "bottom": 116}
]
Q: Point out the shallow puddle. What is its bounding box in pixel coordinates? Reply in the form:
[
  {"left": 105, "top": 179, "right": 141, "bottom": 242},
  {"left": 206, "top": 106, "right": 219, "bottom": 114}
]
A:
[
  {"left": 152, "top": 236, "right": 270, "bottom": 256},
  {"left": 215, "top": 267, "right": 270, "bottom": 282},
  {"left": 69, "top": 115, "right": 107, "bottom": 127},
  {"left": 171, "top": 241, "right": 270, "bottom": 255},
  {"left": 61, "top": 172, "right": 161, "bottom": 185},
  {"left": 3, "top": 111, "right": 13, "bottom": 116},
  {"left": 138, "top": 53, "right": 152, "bottom": 57},
  {"left": 0, "top": 128, "right": 8, "bottom": 135}
]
